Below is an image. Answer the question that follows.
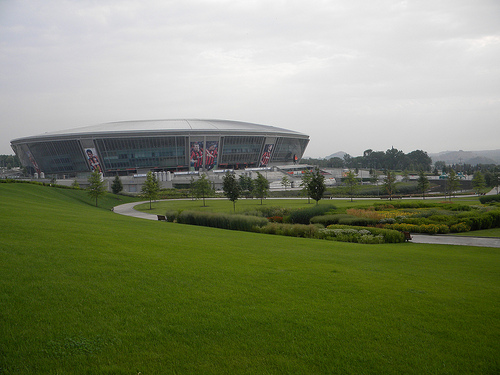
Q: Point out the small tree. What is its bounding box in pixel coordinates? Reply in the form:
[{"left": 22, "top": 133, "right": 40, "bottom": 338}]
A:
[
  {"left": 141, "top": 171, "right": 159, "bottom": 209},
  {"left": 417, "top": 170, "right": 430, "bottom": 199},
  {"left": 472, "top": 171, "right": 486, "bottom": 195},
  {"left": 383, "top": 171, "right": 397, "bottom": 200},
  {"left": 300, "top": 170, "right": 313, "bottom": 204},
  {"left": 87, "top": 169, "right": 106, "bottom": 207},
  {"left": 222, "top": 171, "right": 241, "bottom": 212},
  {"left": 402, "top": 170, "right": 410, "bottom": 182},
  {"left": 239, "top": 175, "right": 254, "bottom": 197},
  {"left": 111, "top": 175, "right": 123, "bottom": 194},
  {"left": 253, "top": 172, "right": 270, "bottom": 205},
  {"left": 192, "top": 174, "right": 213, "bottom": 207},
  {"left": 281, "top": 175, "right": 291, "bottom": 191},
  {"left": 307, "top": 167, "right": 326, "bottom": 205},
  {"left": 71, "top": 179, "right": 80, "bottom": 189},
  {"left": 344, "top": 170, "right": 359, "bottom": 202},
  {"left": 446, "top": 170, "right": 460, "bottom": 200}
]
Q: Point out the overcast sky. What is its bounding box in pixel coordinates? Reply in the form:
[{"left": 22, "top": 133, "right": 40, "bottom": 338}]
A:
[{"left": 1, "top": 0, "right": 499, "bottom": 158}]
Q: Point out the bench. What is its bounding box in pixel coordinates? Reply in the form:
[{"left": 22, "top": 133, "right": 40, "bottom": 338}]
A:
[
  {"left": 157, "top": 215, "right": 167, "bottom": 221},
  {"left": 403, "top": 231, "right": 412, "bottom": 242}
]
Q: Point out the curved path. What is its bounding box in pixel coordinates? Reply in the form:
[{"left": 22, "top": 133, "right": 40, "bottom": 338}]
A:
[
  {"left": 113, "top": 201, "right": 160, "bottom": 221},
  {"left": 113, "top": 201, "right": 500, "bottom": 248}
]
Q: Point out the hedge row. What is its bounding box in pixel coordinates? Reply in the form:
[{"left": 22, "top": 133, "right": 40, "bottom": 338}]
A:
[
  {"left": 173, "top": 210, "right": 269, "bottom": 231},
  {"left": 288, "top": 204, "right": 336, "bottom": 224},
  {"left": 310, "top": 214, "right": 378, "bottom": 227},
  {"left": 383, "top": 223, "right": 451, "bottom": 234},
  {"left": 479, "top": 194, "right": 500, "bottom": 204},
  {"left": 325, "top": 225, "right": 405, "bottom": 243}
]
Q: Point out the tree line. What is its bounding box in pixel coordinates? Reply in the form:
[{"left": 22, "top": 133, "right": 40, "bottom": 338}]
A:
[{"left": 302, "top": 147, "right": 433, "bottom": 172}]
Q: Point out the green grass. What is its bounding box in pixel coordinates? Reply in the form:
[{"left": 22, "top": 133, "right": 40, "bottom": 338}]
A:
[
  {"left": 1, "top": 183, "right": 499, "bottom": 374},
  {"left": 452, "top": 228, "right": 500, "bottom": 237}
]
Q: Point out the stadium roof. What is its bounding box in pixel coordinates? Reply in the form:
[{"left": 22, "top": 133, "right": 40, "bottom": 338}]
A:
[{"left": 12, "top": 119, "right": 308, "bottom": 142}]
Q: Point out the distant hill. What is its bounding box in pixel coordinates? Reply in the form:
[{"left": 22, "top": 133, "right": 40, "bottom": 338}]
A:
[
  {"left": 303, "top": 151, "right": 346, "bottom": 160},
  {"left": 429, "top": 150, "right": 500, "bottom": 165}
]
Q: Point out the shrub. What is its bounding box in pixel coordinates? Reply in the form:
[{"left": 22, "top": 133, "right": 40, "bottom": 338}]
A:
[
  {"left": 164, "top": 210, "right": 179, "bottom": 222},
  {"left": 288, "top": 205, "right": 336, "bottom": 224},
  {"left": 177, "top": 211, "right": 268, "bottom": 231},
  {"left": 337, "top": 216, "right": 378, "bottom": 226},
  {"left": 450, "top": 222, "right": 471, "bottom": 233},
  {"left": 267, "top": 216, "right": 283, "bottom": 223},
  {"left": 310, "top": 214, "right": 355, "bottom": 226},
  {"left": 324, "top": 225, "right": 405, "bottom": 243},
  {"left": 479, "top": 194, "right": 500, "bottom": 204},
  {"left": 383, "top": 223, "right": 450, "bottom": 234},
  {"left": 258, "top": 223, "right": 321, "bottom": 238}
]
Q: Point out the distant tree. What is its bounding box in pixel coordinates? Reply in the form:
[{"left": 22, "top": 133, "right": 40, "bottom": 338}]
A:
[
  {"left": 141, "top": 171, "right": 159, "bottom": 209},
  {"left": 71, "top": 179, "right": 80, "bottom": 189},
  {"left": 402, "top": 170, "right": 410, "bottom": 182},
  {"left": 281, "top": 175, "right": 291, "bottom": 190},
  {"left": 300, "top": 170, "right": 313, "bottom": 204},
  {"left": 307, "top": 167, "right": 326, "bottom": 205},
  {"left": 383, "top": 171, "right": 397, "bottom": 200},
  {"left": 406, "top": 150, "right": 432, "bottom": 171},
  {"left": 111, "top": 175, "right": 123, "bottom": 194},
  {"left": 472, "top": 171, "right": 486, "bottom": 195},
  {"left": 434, "top": 161, "right": 446, "bottom": 172},
  {"left": 446, "top": 170, "right": 460, "bottom": 200},
  {"left": 417, "top": 171, "right": 430, "bottom": 199},
  {"left": 192, "top": 174, "right": 213, "bottom": 207},
  {"left": 238, "top": 175, "right": 254, "bottom": 196},
  {"left": 253, "top": 172, "right": 270, "bottom": 205},
  {"left": 87, "top": 169, "right": 106, "bottom": 207},
  {"left": 222, "top": 171, "right": 241, "bottom": 212},
  {"left": 327, "top": 157, "right": 344, "bottom": 168},
  {"left": 486, "top": 171, "right": 500, "bottom": 194},
  {"left": 344, "top": 170, "right": 359, "bottom": 202}
]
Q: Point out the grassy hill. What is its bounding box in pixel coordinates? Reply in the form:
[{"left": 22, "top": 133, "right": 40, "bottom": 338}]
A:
[{"left": 1, "top": 183, "right": 499, "bottom": 374}]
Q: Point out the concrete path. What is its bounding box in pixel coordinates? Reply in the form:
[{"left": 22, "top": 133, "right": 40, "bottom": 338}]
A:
[
  {"left": 411, "top": 234, "right": 500, "bottom": 248},
  {"left": 113, "top": 201, "right": 159, "bottom": 220},
  {"left": 113, "top": 201, "right": 500, "bottom": 248}
]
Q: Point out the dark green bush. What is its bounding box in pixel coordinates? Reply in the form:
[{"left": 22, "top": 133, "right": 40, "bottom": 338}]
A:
[
  {"left": 337, "top": 216, "right": 378, "bottom": 226},
  {"left": 479, "top": 194, "right": 500, "bottom": 204},
  {"left": 310, "top": 214, "right": 355, "bottom": 226},
  {"left": 288, "top": 204, "right": 336, "bottom": 224},
  {"left": 177, "top": 211, "right": 268, "bottom": 231},
  {"left": 164, "top": 210, "right": 179, "bottom": 222}
]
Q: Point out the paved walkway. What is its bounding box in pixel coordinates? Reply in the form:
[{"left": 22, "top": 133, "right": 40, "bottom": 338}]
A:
[
  {"left": 113, "top": 201, "right": 160, "bottom": 220},
  {"left": 411, "top": 234, "right": 500, "bottom": 248},
  {"left": 113, "top": 201, "right": 500, "bottom": 248}
]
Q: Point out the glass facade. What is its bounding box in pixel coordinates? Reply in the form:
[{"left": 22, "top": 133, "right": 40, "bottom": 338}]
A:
[
  {"left": 25, "top": 140, "right": 87, "bottom": 175},
  {"left": 272, "top": 138, "right": 309, "bottom": 164},
  {"left": 95, "top": 136, "right": 186, "bottom": 171},
  {"left": 220, "top": 136, "right": 264, "bottom": 166}
]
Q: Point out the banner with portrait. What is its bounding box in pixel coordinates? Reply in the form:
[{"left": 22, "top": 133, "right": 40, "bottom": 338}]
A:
[
  {"left": 204, "top": 141, "right": 218, "bottom": 170},
  {"left": 84, "top": 148, "right": 103, "bottom": 173},
  {"left": 190, "top": 141, "right": 204, "bottom": 170},
  {"left": 259, "top": 144, "right": 274, "bottom": 167}
]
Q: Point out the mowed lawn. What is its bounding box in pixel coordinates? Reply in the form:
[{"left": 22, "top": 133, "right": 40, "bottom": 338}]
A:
[{"left": 1, "top": 184, "right": 499, "bottom": 374}]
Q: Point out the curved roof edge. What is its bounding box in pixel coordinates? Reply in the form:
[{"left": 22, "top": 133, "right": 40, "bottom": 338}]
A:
[{"left": 11, "top": 119, "right": 309, "bottom": 143}]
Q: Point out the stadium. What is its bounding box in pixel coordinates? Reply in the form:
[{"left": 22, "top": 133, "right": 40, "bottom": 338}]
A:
[{"left": 11, "top": 119, "right": 309, "bottom": 178}]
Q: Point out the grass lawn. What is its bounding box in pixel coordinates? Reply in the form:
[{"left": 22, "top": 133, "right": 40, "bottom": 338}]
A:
[
  {"left": 135, "top": 196, "right": 486, "bottom": 216},
  {"left": 1, "top": 183, "right": 499, "bottom": 374},
  {"left": 452, "top": 228, "right": 500, "bottom": 237},
  {"left": 134, "top": 197, "right": 399, "bottom": 215}
]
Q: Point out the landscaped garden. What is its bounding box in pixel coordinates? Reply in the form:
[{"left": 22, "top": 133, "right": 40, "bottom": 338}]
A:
[
  {"left": 1, "top": 182, "right": 499, "bottom": 374},
  {"left": 134, "top": 194, "right": 500, "bottom": 244}
]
